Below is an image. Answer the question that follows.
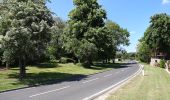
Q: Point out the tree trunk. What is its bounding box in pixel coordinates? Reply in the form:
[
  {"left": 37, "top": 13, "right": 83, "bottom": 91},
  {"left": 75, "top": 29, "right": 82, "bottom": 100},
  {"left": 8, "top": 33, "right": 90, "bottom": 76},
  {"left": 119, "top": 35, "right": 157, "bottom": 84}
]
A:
[
  {"left": 6, "top": 62, "right": 9, "bottom": 69},
  {"left": 19, "top": 57, "right": 26, "bottom": 79},
  {"left": 84, "top": 56, "right": 93, "bottom": 68},
  {"left": 112, "top": 59, "right": 115, "bottom": 63},
  {"left": 74, "top": 57, "right": 79, "bottom": 64},
  {"left": 106, "top": 59, "right": 108, "bottom": 63},
  {"left": 108, "top": 59, "right": 110, "bottom": 63}
]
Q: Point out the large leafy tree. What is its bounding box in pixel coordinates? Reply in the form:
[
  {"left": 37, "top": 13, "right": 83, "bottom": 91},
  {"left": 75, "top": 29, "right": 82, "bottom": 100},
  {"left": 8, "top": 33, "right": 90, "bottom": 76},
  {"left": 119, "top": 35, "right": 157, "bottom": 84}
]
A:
[
  {"left": 144, "top": 13, "right": 170, "bottom": 58},
  {"left": 63, "top": 0, "right": 107, "bottom": 66},
  {"left": 105, "top": 20, "right": 130, "bottom": 61},
  {"left": 0, "top": 0, "right": 53, "bottom": 78}
]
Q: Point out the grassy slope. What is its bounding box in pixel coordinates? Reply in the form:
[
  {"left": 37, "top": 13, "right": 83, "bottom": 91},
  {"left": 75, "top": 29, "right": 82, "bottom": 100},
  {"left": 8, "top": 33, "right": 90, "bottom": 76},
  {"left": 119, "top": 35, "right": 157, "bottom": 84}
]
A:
[
  {"left": 107, "top": 63, "right": 170, "bottom": 100},
  {"left": 0, "top": 63, "right": 119, "bottom": 92}
]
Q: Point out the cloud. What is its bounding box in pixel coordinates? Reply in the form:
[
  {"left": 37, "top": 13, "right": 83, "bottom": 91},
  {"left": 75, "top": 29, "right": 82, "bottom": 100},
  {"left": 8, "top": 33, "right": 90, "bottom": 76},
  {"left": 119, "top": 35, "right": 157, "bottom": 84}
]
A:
[
  {"left": 130, "top": 31, "right": 136, "bottom": 34},
  {"left": 162, "top": 0, "right": 170, "bottom": 4}
]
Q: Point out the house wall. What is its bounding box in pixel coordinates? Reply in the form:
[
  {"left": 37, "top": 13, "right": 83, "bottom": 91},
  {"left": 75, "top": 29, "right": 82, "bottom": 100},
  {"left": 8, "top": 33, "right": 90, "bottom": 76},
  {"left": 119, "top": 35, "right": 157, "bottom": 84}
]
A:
[{"left": 150, "top": 58, "right": 161, "bottom": 66}]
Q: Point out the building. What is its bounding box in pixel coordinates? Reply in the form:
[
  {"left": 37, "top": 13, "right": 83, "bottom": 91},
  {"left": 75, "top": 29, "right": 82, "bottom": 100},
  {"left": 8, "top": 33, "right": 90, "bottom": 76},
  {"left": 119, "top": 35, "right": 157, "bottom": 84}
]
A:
[{"left": 150, "top": 52, "right": 167, "bottom": 66}]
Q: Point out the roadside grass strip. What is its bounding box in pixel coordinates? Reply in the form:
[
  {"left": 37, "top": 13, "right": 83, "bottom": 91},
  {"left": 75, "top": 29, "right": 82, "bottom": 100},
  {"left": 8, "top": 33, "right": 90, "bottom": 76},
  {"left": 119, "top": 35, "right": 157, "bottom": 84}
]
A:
[{"left": 107, "top": 64, "right": 170, "bottom": 100}]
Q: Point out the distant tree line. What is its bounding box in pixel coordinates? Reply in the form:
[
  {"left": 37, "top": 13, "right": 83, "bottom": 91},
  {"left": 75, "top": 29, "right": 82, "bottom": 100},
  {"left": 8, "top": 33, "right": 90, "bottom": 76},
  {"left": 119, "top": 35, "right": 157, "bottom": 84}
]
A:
[
  {"left": 0, "top": 0, "right": 130, "bottom": 79},
  {"left": 116, "top": 50, "right": 136, "bottom": 61}
]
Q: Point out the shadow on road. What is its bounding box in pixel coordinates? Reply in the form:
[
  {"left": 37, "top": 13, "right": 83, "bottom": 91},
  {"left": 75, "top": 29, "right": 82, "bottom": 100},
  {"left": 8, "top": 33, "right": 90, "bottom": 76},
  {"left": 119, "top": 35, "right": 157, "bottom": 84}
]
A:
[
  {"left": 93, "top": 62, "right": 135, "bottom": 69},
  {"left": 8, "top": 72, "right": 87, "bottom": 86}
]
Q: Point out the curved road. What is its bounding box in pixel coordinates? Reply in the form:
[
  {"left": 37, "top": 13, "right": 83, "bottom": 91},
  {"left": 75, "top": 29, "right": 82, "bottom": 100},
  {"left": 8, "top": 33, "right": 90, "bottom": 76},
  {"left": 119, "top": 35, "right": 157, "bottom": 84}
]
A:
[{"left": 0, "top": 62, "right": 140, "bottom": 100}]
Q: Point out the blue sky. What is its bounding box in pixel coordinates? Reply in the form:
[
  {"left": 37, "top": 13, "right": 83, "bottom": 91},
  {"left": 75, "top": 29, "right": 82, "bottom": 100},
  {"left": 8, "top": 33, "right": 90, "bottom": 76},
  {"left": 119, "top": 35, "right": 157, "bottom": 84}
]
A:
[{"left": 46, "top": 0, "right": 170, "bottom": 53}]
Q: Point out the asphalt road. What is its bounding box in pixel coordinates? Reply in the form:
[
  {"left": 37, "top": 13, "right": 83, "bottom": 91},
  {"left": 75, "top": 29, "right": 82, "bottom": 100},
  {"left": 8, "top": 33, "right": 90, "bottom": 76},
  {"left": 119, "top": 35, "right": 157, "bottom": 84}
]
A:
[{"left": 0, "top": 62, "right": 140, "bottom": 100}]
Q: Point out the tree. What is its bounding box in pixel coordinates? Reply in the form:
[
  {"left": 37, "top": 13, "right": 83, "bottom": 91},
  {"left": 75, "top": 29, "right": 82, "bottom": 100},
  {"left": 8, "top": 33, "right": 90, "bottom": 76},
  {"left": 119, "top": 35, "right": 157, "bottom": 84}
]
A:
[
  {"left": 105, "top": 20, "right": 130, "bottom": 62},
  {"left": 48, "top": 17, "right": 66, "bottom": 60},
  {"left": 136, "top": 39, "right": 151, "bottom": 63},
  {"left": 63, "top": 0, "right": 107, "bottom": 67},
  {"left": 105, "top": 20, "right": 130, "bottom": 46},
  {"left": 144, "top": 13, "right": 170, "bottom": 58},
  {"left": 0, "top": 0, "right": 53, "bottom": 79}
]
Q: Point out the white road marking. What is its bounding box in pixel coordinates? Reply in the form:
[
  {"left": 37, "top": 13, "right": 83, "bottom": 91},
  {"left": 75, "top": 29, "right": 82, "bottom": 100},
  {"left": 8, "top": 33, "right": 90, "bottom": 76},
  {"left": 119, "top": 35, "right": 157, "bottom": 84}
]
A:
[
  {"left": 83, "top": 78, "right": 99, "bottom": 84},
  {"left": 29, "top": 86, "right": 70, "bottom": 98},
  {"left": 104, "top": 74, "right": 112, "bottom": 77},
  {"left": 83, "top": 65, "right": 142, "bottom": 100}
]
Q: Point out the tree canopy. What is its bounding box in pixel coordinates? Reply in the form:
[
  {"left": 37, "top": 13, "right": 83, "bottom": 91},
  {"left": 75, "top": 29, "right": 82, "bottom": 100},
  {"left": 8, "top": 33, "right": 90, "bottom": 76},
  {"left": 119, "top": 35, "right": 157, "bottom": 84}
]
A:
[
  {"left": 63, "top": 0, "right": 107, "bottom": 66},
  {"left": 136, "top": 39, "right": 151, "bottom": 63},
  {"left": 0, "top": 0, "right": 130, "bottom": 79},
  {"left": 144, "top": 13, "right": 170, "bottom": 58},
  {"left": 0, "top": 0, "right": 53, "bottom": 78},
  {"left": 105, "top": 20, "right": 130, "bottom": 61}
]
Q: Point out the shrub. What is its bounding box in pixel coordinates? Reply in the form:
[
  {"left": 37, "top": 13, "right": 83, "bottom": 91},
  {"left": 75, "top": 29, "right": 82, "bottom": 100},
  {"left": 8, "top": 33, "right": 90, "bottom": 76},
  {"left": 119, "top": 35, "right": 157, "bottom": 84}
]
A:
[
  {"left": 160, "top": 59, "right": 166, "bottom": 68},
  {"left": 59, "top": 57, "right": 75, "bottom": 64}
]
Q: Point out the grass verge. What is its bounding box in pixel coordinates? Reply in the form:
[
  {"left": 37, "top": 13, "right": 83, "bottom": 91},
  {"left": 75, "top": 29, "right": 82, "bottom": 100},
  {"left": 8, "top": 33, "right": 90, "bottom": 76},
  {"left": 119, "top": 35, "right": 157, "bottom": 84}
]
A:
[
  {"left": 107, "top": 63, "right": 170, "bottom": 100},
  {"left": 0, "top": 62, "right": 120, "bottom": 92}
]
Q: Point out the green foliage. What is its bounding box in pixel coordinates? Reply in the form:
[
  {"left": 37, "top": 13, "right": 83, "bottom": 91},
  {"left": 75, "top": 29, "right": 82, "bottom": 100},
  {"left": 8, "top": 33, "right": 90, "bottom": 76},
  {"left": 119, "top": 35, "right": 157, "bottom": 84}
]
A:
[
  {"left": 0, "top": 0, "right": 53, "bottom": 78},
  {"left": 105, "top": 20, "right": 130, "bottom": 46},
  {"left": 137, "top": 39, "right": 151, "bottom": 63},
  {"left": 105, "top": 20, "right": 130, "bottom": 60},
  {"left": 144, "top": 13, "right": 170, "bottom": 57},
  {"left": 63, "top": 0, "right": 107, "bottom": 65},
  {"left": 160, "top": 59, "right": 166, "bottom": 68},
  {"left": 128, "top": 52, "right": 136, "bottom": 60},
  {"left": 116, "top": 50, "right": 134, "bottom": 60},
  {"left": 0, "top": 0, "right": 131, "bottom": 80},
  {"left": 48, "top": 17, "right": 66, "bottom": 60},
  {"left": 121, "top": 51, "right": 129, "bottom": 60},
  {"left": 0, "top": 35, "right": 3, "bottom": 65},
  {"left": 59, "top": 57, "right": 75, "bottom": 64},
  {"left": 75, "top": 40, "right": 97, "bottom": 62}
]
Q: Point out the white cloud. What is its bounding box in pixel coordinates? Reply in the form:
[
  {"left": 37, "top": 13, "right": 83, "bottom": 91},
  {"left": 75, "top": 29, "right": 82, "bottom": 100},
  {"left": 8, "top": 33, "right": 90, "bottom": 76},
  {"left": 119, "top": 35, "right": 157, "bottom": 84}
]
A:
[
  {"left": 162, "top": 0, "right": 170, "bottom": 4},
  {"left": 130, "top": 31, "right": 136, "bottom": 34}
]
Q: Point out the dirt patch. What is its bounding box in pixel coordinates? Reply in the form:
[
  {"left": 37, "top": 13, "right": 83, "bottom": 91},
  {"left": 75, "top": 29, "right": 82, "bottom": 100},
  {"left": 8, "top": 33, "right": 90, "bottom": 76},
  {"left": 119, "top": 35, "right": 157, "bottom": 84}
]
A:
[{"left": 0, "top": 67, "right": 7, "bottom": 71}]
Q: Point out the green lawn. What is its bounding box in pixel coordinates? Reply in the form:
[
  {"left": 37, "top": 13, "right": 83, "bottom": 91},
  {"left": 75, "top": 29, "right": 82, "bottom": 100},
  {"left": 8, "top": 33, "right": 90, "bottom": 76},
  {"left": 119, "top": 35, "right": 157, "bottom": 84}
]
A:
[
  {"left": 0, "top": 62, "right": 120, "bottom": 92},
  {"left": 107, "top": 63, "right": 170, "bottom": 100}
]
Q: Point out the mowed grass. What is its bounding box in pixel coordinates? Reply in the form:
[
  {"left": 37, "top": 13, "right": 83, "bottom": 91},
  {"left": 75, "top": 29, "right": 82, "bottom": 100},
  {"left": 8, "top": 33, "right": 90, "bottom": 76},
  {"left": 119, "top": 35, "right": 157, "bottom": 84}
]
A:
[
  {"left": 0, "top": 63, "right": 120, "bottom": 92},
  {"left": 107, "top": 63, "right": 170, "bottom": 100}
]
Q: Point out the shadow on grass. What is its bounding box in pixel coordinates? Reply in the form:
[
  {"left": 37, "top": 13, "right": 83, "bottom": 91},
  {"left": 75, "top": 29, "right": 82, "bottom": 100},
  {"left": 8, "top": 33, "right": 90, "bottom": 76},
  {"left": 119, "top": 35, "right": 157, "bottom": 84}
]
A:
[
  {"left": 8, "top": 72, "right": 87, "bottom": 86},
  {"left": 35, "top": 62, "right": 61, "bottom": 68},
  {"left": 7, "top": 62, "right": 131, "bottom": 87}
]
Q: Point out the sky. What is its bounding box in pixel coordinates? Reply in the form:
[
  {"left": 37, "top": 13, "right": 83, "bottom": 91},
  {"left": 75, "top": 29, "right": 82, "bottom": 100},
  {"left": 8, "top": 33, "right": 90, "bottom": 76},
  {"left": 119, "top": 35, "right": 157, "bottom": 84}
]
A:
[{"left": 46, "top": 0, "right": 170, "bottom": 53}]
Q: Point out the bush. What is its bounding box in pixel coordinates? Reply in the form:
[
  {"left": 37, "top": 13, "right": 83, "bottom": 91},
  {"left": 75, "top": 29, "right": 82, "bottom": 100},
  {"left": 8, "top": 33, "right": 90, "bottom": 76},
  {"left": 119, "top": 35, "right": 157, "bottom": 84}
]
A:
[
  {"left": 59, "top": 57, "right": 75, "bottom": 64},
  {"left": 160, "top": 59, "right": 166, "bottom": 68}
]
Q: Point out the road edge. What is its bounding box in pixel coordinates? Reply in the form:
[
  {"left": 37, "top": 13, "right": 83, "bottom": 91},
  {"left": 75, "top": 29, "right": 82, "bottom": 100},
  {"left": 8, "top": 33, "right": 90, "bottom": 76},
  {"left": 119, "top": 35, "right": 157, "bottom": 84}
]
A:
[{"left": 83, "top": 63, "right": 142, "bottom": 100}]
